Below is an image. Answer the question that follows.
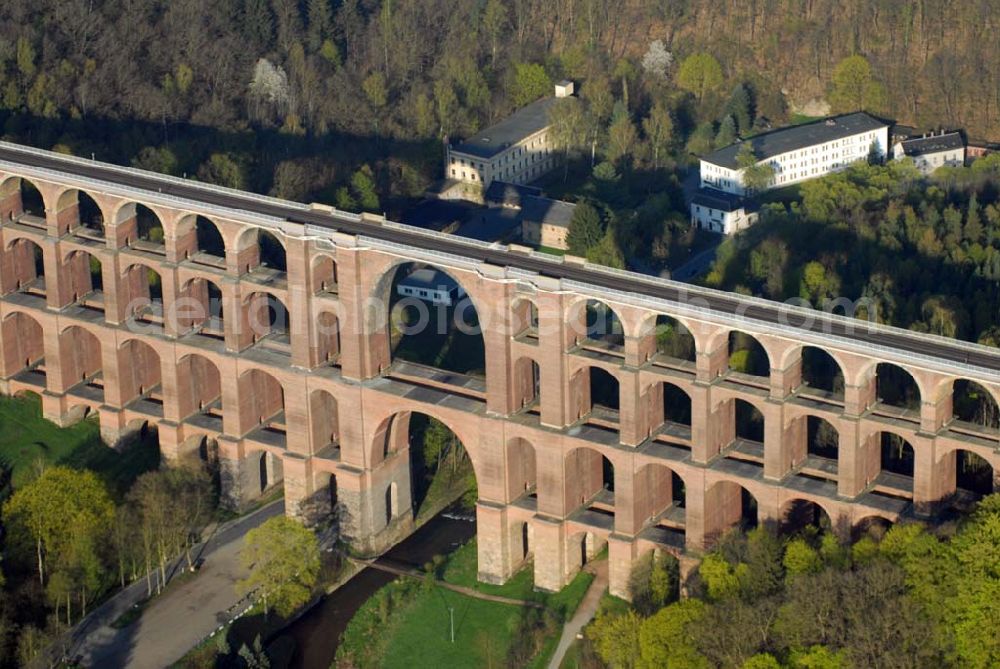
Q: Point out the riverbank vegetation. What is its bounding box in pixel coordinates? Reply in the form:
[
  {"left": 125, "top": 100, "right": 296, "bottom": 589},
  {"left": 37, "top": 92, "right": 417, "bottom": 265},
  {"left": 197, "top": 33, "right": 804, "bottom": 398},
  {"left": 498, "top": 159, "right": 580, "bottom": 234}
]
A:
[
  {"left": 335, "top": 539, "right": 594, "bottom": 669},
  {"left": 573, "top": 494, "right": 1000, "bottom": 668},
  {"left": 704, "top": 157, "right": 1000, "bottom": 345},
  {"left": 0, "top": 393, "right": 216, "bottom": 667}
]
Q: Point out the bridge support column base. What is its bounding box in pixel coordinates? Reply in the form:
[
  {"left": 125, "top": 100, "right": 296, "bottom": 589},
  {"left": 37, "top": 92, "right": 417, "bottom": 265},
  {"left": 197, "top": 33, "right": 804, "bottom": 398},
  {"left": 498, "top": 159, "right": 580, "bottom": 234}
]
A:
[
  {"left": 155, "top": 421, "right": 187, "bottom": 462},
  {"left": 98, "top": 407, "right": 146, "bottom": 450},
  {"left": 41, "top": 391, "right": 78, "bottom": 427},
  {"left": 280, "top": 453, "right": 311, "bottom": 520},
  {"left": 476, "top": 501, "right": 520, "bottom": 585},
  {"left": 531, "top": 517, "right": 566, "bottom": 592},
  {"left": 217, "top": 436, "right": 246, "bottom": 512},
  {"left": 608, "top": 534, "right": 637, "bottom": 600}
]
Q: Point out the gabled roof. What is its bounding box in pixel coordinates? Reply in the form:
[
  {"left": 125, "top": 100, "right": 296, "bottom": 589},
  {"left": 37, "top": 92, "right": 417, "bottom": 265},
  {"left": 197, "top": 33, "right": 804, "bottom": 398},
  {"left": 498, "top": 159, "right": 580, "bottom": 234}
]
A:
[
  {"left": 898, "top": 132, "right": 965, "bottom": 157},
  {"left": 691, "top": 188, "right": 752, "bottom": 213},
  {"left": 520, "top": 195, "right": 575, "bottom": 228},
  {"left": 702, "top": 112, "right": 890, "bottom": 170},
  {"left": 451, "top": 97, "right": 557, "bottom": 159}
]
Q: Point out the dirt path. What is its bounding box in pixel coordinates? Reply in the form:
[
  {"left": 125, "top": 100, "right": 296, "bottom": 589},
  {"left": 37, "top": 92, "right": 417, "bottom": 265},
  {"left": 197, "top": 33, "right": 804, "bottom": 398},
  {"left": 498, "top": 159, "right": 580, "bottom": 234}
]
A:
[
  {"left": 355, "top": 557, "right": 546, "bottom": 608},
  {"left": 547, "top": 561, "right": 608, "bottom": 669}
]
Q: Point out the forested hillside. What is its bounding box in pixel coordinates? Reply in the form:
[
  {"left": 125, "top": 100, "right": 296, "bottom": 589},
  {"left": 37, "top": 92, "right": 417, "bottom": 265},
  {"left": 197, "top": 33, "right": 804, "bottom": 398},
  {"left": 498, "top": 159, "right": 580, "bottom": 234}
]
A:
[
  {"left": 1, "top": 0, "right": 999, "bottom": 206},
  {"left": 705, "top": 157, "right": 1000, "bottom": 345}
]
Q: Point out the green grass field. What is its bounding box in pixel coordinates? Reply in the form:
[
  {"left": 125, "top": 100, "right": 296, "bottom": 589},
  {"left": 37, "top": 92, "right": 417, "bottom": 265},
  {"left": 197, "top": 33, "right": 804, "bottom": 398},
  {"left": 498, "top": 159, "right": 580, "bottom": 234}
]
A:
[
  {"left": 0, "top": 393, "right": 159, "bottom": 496},
  {"left": 338, "top": 539, "right": 596, "bottom": 669}
]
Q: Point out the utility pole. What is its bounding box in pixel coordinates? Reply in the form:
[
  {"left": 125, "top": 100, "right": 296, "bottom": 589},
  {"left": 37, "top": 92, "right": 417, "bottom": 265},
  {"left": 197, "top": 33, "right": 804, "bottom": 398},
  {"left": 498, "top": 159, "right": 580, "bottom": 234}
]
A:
[{"left": 449, "top": 606, "right": 454, "bottom": 643}]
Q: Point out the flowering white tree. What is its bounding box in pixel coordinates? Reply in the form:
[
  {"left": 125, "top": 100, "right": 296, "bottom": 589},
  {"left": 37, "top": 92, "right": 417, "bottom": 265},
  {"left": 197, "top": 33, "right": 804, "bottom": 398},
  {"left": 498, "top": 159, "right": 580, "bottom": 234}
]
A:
[
  {"left": 642, "top": 40, "right": 673, "bottom": 79},
  {"left": 248, "top": 58, "right": 290, "bottom": 123}
]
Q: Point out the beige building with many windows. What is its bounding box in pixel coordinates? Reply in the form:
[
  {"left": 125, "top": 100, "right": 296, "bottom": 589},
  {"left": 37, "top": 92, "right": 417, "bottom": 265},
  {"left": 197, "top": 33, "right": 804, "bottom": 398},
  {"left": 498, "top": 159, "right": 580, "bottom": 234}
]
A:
[{"left": 445, "top": 83, "right": 574, "bottom": 193}]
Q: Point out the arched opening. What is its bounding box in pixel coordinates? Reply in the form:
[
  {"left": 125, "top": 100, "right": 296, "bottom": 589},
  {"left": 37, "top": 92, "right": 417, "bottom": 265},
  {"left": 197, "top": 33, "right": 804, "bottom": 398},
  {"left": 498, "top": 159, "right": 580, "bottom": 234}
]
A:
[
  {"left": 0, "top": 176, "right": 45, "bottom": 222},
  {"left": 118, "top": 339, "right": 163, "bottom": 407},
  {"left": 385, "top": 482, "right": 397, "bottom": 526},
  {"left": 806, "top": 416, "right": 839, "bottom": 462},
  {"left": 64, "top": 250, "right": 104, "bottom": 309},
  {"left": 252, "top": 450, "right": 283, "bottom": 495},
  {"left": 506, "top": 437, "right": 537, "bottom": 501},
  {"left": 728, "top": 331, "right": 770, "bottom": 377},
  {"left": 310, "top": 389, "right": 339, "bottom": 454},
  {"left": 954, "top": 449, "right": 995, "bottom": 500},
  {"left": 58, "top": 326, "right": 103, "bottom": 399},
  {"left": 565, "top": 447, "right": 615, "bottom": 524},
  {"left": 117, "top": 203, "right": 165, "bottom": 251},
  {"left": 635, "top": 464, "right": 686, "bottom": 548},
  {"left": 662, "top": 382, "right": 692, "bottom": 427},
  {"left": 315, "top": 311, "right": 340, "bottom": 364},
  {"left": 370, "top": 411, "right": 477, "bottom": 529},
  {"left": 952, "top": 380, "right": 1000, "bottom": 431},
  {"left": 578, "top": 299, "right": 624, "bottom": 351},
  {"left": 64, "top": 190, "right": 105, "bottom": 238},
  {"left": 178, "top": 277, "right": 224, "bottom": 338},
  {"left": 653, "top": 315, "right": 696, "bottom": 365},
  {"left": 241, "top": 228, "right": 287, "bottom": 276},
  {"left": 121, "top": 264, "right": 163, "bottom": 324},
  {"left": 853, "top": 516, "right": 893, "bottom": 542},
  {"left": 513, "top": 357, "right": 541, "bottom": 411},
  {"left": 801, "top": 347, "right": 844, "bottom": 399},
  {"left": 875, "top": 363, "right": 921, "bottom": 412},
  {"left": 735, "top": 399, "right": 765, "bottom": 444},
  {"left": 511, "top": 521, "right": 531, "bottom": 564},
  {"left": 382, "top": 262, "right": 484, "bottom": 376},
  {"left": 589, "top": 367, "right": 620, "bottom": 414},
  {"left": 312, "top": 254, "right": 338, "bottom": 294},
  {"left": 5, "top": 238, "right": 45, "bottom": 296},
  {"left": 512, "top": 298, "right": 539, "bottom": 338},
  {"left": 878, "top": 432, "right": 915, "bottom": 497},
  {"left": 780, "top": 499, "right": 832, "bottom": 535},
  {"left": 1, "top": 312, "right": 45, "bottom": 380},
  {"left": 704, "top": 480, "right": 758, "bottom": 544},
  {"left": 239, "top": 369, "right": 286, "bottom": 446},
  {"left": 176, "top": 354, "right": 223, "bottom": 426},
  {"left": 244, "top": 292, "right": 289, "bottom": 347},
  {"left": 566, "top": 531, "right": 603, "bottom": 573},
  {"left": 194, "top": 216, "right": 226, "bottom": 261}
]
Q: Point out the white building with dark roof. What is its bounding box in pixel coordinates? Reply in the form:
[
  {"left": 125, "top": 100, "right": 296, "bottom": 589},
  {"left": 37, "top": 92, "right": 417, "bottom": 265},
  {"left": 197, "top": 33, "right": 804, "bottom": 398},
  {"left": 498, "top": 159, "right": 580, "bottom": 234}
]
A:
[
  {"left": 397, "top": 268, "right": 465, "bottom": 306},
  {"left": 699, "top": 112, "right": 890, "bottom": 196},
  {"left": 445, "top": 84, "right": 574, "bottom": 191},
  {"left": 691, "top": 112, "right": 890, "bottom": 235},
  {"left": 690, "top": 189, "right": 758, "bottom": 235},
  {"left": 892, "top": 130, "right": 966, "bottom": 175}
]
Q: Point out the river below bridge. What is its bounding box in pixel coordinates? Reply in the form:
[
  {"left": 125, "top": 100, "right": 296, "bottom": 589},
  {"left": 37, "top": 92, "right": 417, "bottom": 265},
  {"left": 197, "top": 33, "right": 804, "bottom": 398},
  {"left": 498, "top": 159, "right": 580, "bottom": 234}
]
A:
[{"left": 283, "top": 508, "right": 477, "bottom": 669}]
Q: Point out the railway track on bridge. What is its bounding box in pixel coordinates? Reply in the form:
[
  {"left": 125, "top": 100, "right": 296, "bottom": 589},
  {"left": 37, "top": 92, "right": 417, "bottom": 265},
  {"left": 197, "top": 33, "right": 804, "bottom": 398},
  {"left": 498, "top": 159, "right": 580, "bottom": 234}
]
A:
[{"left": 1, "top": 142, "right": 998, "bottom": 375}]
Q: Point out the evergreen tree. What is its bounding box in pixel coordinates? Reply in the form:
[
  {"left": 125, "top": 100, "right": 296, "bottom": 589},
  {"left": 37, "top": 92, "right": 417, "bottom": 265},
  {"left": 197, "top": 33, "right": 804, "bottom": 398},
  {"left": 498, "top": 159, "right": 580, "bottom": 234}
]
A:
[
  {"left": 566, "top": 202, "right": 604, "bottom": 255},
  {"left": 715, "top": 115, "right": 738, "bottom": 148}
]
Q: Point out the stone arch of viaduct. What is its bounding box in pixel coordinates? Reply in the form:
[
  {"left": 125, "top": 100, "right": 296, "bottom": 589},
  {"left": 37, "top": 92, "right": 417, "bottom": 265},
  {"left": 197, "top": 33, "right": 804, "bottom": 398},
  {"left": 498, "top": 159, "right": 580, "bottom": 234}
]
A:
[{"left": 1, "top": 158, "right": 999, "bottom": 598}]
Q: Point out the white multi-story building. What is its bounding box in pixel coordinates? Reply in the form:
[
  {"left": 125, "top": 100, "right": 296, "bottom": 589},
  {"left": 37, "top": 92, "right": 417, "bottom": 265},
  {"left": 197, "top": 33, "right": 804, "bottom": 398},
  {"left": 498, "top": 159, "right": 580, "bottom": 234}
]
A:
[
  {"left": 892, "top": 130, "right": 966, "bottom": 175},
  {"left": 691, "top": 112, "right": 890, "bottom": 234},
  {"left": 445, "top": 82, "right": 574, "bottom": 193}
]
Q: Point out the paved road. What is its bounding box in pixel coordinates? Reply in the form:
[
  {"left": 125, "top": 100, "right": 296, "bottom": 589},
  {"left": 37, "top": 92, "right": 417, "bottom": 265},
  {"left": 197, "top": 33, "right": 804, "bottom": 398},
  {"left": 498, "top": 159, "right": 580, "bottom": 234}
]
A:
[
  {"left": 75, "top": 500, "right": 284, "bottom": 669},
  {"left": 2, "top": 143, "right": 998, "bottom": 374},
  {"left": 547, "top": 561, "right": 608, "bottom": 669}
]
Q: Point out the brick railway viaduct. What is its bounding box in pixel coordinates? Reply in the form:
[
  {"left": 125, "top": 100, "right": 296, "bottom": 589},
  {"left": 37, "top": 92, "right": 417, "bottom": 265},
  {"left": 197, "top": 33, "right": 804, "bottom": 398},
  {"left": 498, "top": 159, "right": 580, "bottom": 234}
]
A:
[{"left": 0, "top": 142, "right": 998, "bottom": 598}]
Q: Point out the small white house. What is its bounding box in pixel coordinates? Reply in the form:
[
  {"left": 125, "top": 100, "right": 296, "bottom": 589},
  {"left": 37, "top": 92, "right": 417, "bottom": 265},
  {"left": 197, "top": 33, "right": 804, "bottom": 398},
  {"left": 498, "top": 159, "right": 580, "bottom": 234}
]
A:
[
  {"left": 893, "top": 131, "right": 966, "bottom": 175},
  {"left": 397, "top": 268, "right": 465, "bottom": 307},
  {"left": 690, "top": 188, "right": 758, "bottom": 235}
]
